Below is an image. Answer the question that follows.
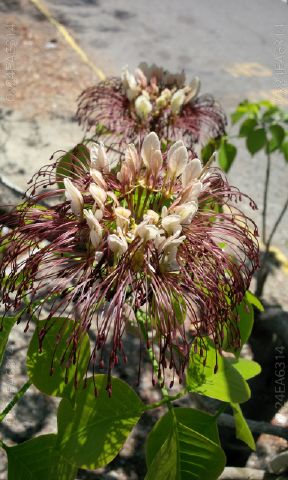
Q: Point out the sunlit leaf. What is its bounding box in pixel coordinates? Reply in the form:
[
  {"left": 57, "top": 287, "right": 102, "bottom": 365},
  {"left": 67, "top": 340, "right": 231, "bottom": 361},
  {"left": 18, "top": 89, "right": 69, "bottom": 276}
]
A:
[
  {"left": 27, "top": 318, "right": 90, "bottom": 399},
  {"left": 245, "top": 291, "right": 264, "bottom": 312},
  {"left": 230, "top": 403, "right": 256, "bottom": 450},
  {"left": 145, "top": 408, "right": 226, "bottom": 480},
  {"left": 187, "top": 338, "right": 251, "bottom": 403},
  {"left": 57, "top": 375, "right": 144, "bottom": 469}
]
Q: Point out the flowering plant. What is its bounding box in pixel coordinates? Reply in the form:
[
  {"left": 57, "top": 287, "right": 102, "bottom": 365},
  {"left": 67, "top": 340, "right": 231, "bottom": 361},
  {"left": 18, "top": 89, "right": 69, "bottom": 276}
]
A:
[
  {"left": 0, "top": 108, "right": 261, "bottom": 478},
  {"left": 77, "top": 63, "right": 227, "bottom": 148}
]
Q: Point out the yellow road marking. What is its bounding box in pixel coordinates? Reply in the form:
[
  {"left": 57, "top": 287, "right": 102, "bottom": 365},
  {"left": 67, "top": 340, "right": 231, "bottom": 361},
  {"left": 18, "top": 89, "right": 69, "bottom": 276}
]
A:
[
  {"left": 28, "top": 0, "right": 106, "bottom": 81},
  {"left": 247, "top": 88, "right": 288, "bottom": 105},
  {"left": 225, "top": 62, "right": 272, "bottom": 78}
]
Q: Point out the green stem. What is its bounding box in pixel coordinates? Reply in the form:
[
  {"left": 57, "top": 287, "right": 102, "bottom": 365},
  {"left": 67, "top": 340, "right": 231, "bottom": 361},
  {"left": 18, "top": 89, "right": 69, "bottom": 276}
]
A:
[
  {"left": 144, "top": 392, "right": 185, "bottom": 411},
  {"left": 213, "top": 403, "right": 228, "bottom": 419},
  {"left": 0, "top": 439, "right": 8, "bottom": 450},
  {"left": 138, "top": 317, "right": 171, "bottom": 403},
  {"left": 262, "top": 148, "right": 271, "bottom": 246},
  {"left": 0, "top": 380, "right": 32, "bottom": 423}
]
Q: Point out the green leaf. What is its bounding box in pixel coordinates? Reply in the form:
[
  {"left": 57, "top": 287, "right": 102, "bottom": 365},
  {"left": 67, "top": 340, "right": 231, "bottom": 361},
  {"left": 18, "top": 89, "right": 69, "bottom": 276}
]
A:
[
  {"left": 146, "top": 408, "right": 220, "bottom": 468},
  {"left": 145, "top": 409, "right": 226, "bottom": 480},
  {"left": 236, "top": 297, "right": 254, "bottom": 348},
  {"left": 6, "top": 434, "right": 77, "bottom": 480},
  {"left": 281, "top": 140, "right": 288, "bottom": 161},
  {"left": 56, "top": 144, "right": 89, "bottom": 189},
  {"left": 187, "top": 339, "right": 251, "bottom": 403},
  {"left": 229, "top": 358, "right": 261, "bottom": 380},
  {"left": 201, "top": 138, "right": 220, "bottom": 164},
  {"left": 57, "top": 375, "right": 144, "bottom": 469},
  {"left": 230, "top": 403, "right": 256, "bottom": 450},
  {"left": 0, "top": 317, "right": 16, "bottom": 366},
  {"left": 231, "top": 109, "right": 246, "bottom": 125},
  {"left": 268, "top": 124, "right": 285, "bottom": 152},
  {"left": 239, "top": 118, "right": 257, "bottom": 137},
  {"left": 246, "top": 128, "right": 267, "bottom": 155},
  {"left": 218, "top": 140, "right": 237, "bottom": 172},
  {"left": 27, "top": 318, "right": 90, "bottom": 399},
  {"left": 245, "top": 291, "right": 264, "bottom": 312}
]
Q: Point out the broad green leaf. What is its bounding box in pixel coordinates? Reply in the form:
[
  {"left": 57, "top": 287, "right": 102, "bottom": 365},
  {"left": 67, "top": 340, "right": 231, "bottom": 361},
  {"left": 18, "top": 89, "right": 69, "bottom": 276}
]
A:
[
  {"left": 6, "top": 434, "right": 77, "bottom": 480},
  {"left": 268, "top": 124, "right": 285, "bottom": 152},
  {"left": 56, "top": 144, "right": 89, "bottom": 189},
  {"left": 0, "top": 317, "right": 16, "bottom": 366},
  {"left": 27, "top": 318, "right": 90, "bottom": 399},
  {"left": 229, "top": 358, "right": 261, "bottom": 380},
  {"left": 281, "top": 141, "right": 288, "bottom": 161},
  {"left": 146, "top": 408, "right": 220, "bottom": 468},
  {"left": 231, "top": 403, "right": 256, "bottom": 450},
  {"left": 145, "top": 409, "right": 226, "bottom": 480},
  {"left": 57, "top": 375, "right": 144, "bottom": 469},
  {"left": 245, "top": 291, "right": 264, "bottom": 312},
  {"left": 187, "top": 339, "right": 251, "bottom": 403},
  {"left": 218, "top": 140, "right": 237, "bottom": 172},
  {"left": 239, "top": 118, "right": 257, "bottom": 137},
  {"left": 246, "top": 128, "right": 266, "bottom": 155}
]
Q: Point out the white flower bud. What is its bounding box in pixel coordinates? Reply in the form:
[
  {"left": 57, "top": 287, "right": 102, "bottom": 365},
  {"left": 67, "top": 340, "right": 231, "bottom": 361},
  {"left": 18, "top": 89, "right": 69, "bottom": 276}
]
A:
[
  {"left": 160, "top": 235, "right": 186, "bottom": 272},
  {"left": 135, "top": 94, "right": 153, "bottom": 120},
  {"left": 117, "top": 163, "right": 133, "bottom": 185},
  {"left": 94, "top": 251, "right": 103, "bottom": 265},
  {"left": 125, "top": 144, "right": 142, "bottom": 175},
  {"left": 121, "top": 67, "right": 139, "bottom": 100},
  {"left": 182, "top": 158, "right": 202, "bottom": 187},
  {"left": 108, "top": 233, "right": 128, "bottom": 256},
  {"left": 141, "top": 132, "right": 160, "bottom": 169},
  {"left": 90, "top": 142, "right": 110, "bottom": 173},
  {"left": 135, "top": 68, "right": 147, "bottom": 88},
  {"left": 171, "top": 88, "right": 185, "bottom": 114},
  {"left": 167, "top": 141, "right": 188, "bottom": 178},
  {"left": 156, "top": 88, "right": 172, "bottom": 108},
  {"left": 64, "top": 178, "right": 84, "bottom": 217},
  {"left": 89, "top": 183, "right": 107, "bottom": 210},
  {"left": 90, "top": 168, "right": 107, "bottom": 189},
  {"left": 83, "top": 209, "right": 103, "bottom": 248},
  {"left": 143, "top": 210, "right": 159, "bottom": 224},
  {"left": 135, "top": 221, "right": 160, "bottom": 243},
  {"left": 115, "top": 207, "right": 131, "bottom": 230},
  {"left": 172, "top": 201, "right": 198, "bottom": 224},
  {"left": 150, "top": 149, "right": 163, "bottom": 178},
  {"left": 181, "top": 180, "right": 203, "bottom": 203},
  {"left": 161, "top": 214, "right": 182, "bottom": 236}
]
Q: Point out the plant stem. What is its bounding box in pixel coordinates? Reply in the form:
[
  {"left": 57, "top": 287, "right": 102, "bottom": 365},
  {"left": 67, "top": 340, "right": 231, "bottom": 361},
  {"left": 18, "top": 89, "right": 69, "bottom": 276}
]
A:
[
  {"left": 0, "top": 439, "right": 7, "bottom": 450},
  {"left": 262, "top": 149, "right": 271, "bottom": 246},
  {"left": 144, "top": 392, "right": 184, "bottom": 411},
  {"left": 0, "top": 380, "right": 32, "bottom": 423},
  {"left": 265, "top": 194, "right": 288, "bottom": 252},
  {"left": 213, "top": 403, "right": 228, "bottom": 419},
  {"left": 137, "top": 317, "right": 173, "bottom": 406}
]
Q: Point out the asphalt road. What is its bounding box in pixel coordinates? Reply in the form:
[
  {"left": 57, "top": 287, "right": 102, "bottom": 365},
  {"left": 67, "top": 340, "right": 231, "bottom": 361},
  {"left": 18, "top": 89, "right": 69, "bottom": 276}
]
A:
[{"left": 37, "top": 0, "right": 288, "bottom": 255}]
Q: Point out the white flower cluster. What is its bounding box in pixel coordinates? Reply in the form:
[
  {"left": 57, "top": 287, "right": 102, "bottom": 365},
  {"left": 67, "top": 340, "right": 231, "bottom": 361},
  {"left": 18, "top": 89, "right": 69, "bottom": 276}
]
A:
[
  {"left": 121, "top": 67, "right": 200, "bottom": 120},
  {"left": 64, "top": 133, "right": 204, "bottom": 272}
]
